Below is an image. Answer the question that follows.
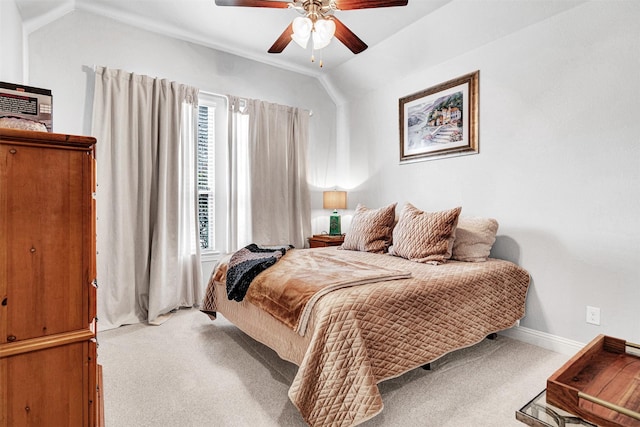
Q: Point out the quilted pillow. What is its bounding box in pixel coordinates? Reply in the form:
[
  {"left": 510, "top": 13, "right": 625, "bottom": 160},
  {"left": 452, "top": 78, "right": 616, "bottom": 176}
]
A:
[
  {"left": 452, "top": 217, "right": 499, "bottom": 262},
  {"left": 341, "top": 203, "right": 397, "bottom": 253},
  {"left": 389, "top": 203, "right": 462, "bottom": 264}
]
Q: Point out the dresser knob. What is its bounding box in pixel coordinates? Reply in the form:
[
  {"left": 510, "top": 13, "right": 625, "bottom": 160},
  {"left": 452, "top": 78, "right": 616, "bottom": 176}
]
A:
[
  {"left": 7, "top": 335, "right": 17, "bottom": 342},
  {"left": 9, "top": 149, "right": 17, "bottom": 154}
]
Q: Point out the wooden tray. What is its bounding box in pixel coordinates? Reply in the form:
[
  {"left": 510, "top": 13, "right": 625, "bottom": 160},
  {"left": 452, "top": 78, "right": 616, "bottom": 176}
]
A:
[{"left": 547, "top": 335, "right": 640, "bottom": 427}]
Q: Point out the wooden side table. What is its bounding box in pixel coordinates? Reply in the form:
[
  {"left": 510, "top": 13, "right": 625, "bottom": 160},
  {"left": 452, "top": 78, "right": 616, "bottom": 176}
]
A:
[{"left": 308, "top": 234, "right": 345, "bottom": 248}]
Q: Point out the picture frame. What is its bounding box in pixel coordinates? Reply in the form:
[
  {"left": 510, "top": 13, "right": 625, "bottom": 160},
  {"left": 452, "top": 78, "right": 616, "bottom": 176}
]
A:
[
  {"left": 399, "top": 70, "right": 479, "bottom": 163},
  {"left": 0, "top": 81, "right": 53, "bottom": 132}
]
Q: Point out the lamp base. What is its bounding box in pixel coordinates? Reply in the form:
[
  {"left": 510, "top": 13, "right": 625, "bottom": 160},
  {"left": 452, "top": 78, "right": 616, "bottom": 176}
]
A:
[{"left": 329, "top": 211, "right": 341, "bottom": 235}]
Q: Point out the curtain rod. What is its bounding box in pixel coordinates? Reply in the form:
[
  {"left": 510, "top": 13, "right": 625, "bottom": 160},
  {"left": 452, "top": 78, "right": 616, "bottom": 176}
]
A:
[
  {"left": 87, "top": 67, "right": 312, "bottom": 116},
  {"left": 223, "top": 93, "right": 313, "bottom": 117},
  {"left": 232, "top": 96, "right": 313, "bottom": 117}
]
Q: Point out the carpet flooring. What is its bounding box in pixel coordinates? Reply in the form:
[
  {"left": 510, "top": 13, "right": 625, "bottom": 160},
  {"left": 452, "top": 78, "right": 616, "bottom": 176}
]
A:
[{"left": 98, "top": 308, "right": 568, "bottom": 426}]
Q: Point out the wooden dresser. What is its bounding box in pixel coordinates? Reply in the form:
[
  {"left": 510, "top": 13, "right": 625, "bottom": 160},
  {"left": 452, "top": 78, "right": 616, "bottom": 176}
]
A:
[{"left": 0, "top": 128, "right": 103, "bottom": 426}]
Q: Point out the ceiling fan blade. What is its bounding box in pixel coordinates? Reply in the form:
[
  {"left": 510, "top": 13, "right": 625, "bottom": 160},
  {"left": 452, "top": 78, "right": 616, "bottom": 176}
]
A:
[
  {"left": 331, "top": 17, "right": 368, "bottom": 54},
  {"left": 215, "top": 0, "right": 291, "bottom": 8},
  {"left": 268, "top": 23, "right": 294, "bottom": 53},
  {"left": 334, "top": 0, "right": 408, "bottom": 10}
]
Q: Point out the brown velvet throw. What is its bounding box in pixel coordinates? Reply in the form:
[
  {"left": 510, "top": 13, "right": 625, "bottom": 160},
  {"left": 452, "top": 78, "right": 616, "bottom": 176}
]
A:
[{"left": 244, "top": 249, "right": 411, "bottom": 335}]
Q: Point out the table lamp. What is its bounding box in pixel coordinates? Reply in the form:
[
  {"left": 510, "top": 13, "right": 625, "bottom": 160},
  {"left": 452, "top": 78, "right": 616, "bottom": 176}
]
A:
[{"left": 323, "top": 190, "right": 347, "bottom": 235}]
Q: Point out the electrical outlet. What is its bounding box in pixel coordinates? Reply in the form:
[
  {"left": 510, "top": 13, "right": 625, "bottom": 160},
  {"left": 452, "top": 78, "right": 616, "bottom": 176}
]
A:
[{"left": 586, "top": 306, "right": 600, "bottom": 325}]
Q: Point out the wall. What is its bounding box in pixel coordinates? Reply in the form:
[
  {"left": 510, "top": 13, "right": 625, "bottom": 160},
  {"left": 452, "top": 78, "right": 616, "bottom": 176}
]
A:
[
  {"left": 25, "top": 10, "right": 337, "bottom": 287},
  {"left": 17, "top": 1, "right": 640, "bottom": 348},
  {"left": 335, "top": 0, "right": 640, "bottom": 347},
  {"left": 0, "top": 0, "right": 23, "bottom": 83},
  {"left": 26, "top": 10, "right": 335, "bottom": 141}
]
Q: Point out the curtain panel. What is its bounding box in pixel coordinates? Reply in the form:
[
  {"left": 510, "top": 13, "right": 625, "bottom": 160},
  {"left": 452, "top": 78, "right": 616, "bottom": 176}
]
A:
[
  {"left": 227, "top": 96, "right": 311, "bottom": 251},
  {"left": 92, "top": 67, "right": 202, "bottom": 330}
]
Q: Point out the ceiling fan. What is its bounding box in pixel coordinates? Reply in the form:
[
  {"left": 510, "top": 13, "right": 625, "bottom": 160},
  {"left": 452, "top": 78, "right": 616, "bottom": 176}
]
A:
[{"left": 214, "top": 0, "right": 409, "bottom": 55}]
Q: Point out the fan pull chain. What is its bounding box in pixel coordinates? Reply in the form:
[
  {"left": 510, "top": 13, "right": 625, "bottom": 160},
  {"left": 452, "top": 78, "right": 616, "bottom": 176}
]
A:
[
  {"left": 309, "top": 47, "right": 325, "bottom": 68},
  {"left": 309, "top": 40, "right": 325, "bottom": 68}
]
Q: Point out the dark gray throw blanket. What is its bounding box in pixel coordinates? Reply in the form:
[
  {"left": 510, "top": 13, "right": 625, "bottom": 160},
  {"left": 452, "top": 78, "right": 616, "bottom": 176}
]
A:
[{"left": 226, "top": 243, "right": 294, "bottom": 302}]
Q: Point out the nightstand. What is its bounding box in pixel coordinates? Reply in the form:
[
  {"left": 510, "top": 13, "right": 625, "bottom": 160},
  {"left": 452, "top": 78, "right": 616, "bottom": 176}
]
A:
[{"left": 308, "top": 234, "right": 345, "bottom": 248}]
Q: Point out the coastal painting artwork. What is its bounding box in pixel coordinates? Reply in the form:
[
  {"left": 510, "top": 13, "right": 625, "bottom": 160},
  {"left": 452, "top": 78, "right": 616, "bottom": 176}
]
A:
[{"left": 399, "top": 71, "right": 479, "bottom": 163}]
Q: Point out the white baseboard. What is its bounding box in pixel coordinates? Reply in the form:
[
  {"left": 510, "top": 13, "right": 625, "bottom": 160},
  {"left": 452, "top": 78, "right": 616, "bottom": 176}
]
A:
[{"left": 499, "top": 325, "right": 585, "bottom": 356}]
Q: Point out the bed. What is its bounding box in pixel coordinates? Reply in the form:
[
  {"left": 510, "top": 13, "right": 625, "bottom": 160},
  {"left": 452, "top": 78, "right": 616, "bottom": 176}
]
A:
[{"left": 201, "top": 203, "right": 531, "bottom": 426}]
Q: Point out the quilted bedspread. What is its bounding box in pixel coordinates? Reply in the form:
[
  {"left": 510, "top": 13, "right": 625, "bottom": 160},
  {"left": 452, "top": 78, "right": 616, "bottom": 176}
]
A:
[
  {"left": 244, "top": 249, "right": 412, "bottom": 335},
  {"left": 202, "top": 247, "right": 530, "bottom": 426}
]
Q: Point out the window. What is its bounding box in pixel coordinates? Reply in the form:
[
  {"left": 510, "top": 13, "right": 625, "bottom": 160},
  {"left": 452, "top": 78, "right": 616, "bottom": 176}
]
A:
[
  {"left": 197, "top": 102, "right": 215, "bottom": 251},
  {"left": 196, "top": 93, "right": 228, "bottom": 254}
]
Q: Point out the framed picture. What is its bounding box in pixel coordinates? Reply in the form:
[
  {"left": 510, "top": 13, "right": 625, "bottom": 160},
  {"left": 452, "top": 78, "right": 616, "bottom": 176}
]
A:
[
  {"left": 399, "top": 71, "right": 479, "bottom": 163},
  {"left": 0, "top": 81, "right": 53, "bottom": 132}
]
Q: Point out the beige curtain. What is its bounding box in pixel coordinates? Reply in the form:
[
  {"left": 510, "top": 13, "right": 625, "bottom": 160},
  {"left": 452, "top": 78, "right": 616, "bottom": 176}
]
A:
[
  {"left": 92, "top": 67, "right": 202, "bottom": 330},
  {"left": 227, "top": 96, "right": 311, "bottom": 251}
]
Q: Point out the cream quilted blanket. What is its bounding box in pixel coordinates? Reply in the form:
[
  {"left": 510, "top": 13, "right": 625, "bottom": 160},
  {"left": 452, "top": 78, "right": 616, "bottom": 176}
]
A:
[{"left": 202, "top": 247, "right": 530, "bottom": 426}]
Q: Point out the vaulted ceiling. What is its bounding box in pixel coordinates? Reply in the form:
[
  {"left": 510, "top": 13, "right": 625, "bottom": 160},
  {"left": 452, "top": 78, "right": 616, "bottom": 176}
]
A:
[
  {"left": 14, "top": 0, "right": 588, "bottom": 99},
  {"left": 15, "top": 0, "right": 450, "bottom": 77}
]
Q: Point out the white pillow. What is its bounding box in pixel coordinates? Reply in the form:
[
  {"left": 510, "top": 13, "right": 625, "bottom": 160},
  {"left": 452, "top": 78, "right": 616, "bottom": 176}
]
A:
[{"left": 451, "top": 217, "right": 499, "bottom": 262}]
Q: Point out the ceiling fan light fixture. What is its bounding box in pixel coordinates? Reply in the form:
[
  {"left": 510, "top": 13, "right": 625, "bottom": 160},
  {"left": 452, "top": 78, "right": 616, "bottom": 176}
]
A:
[
  {"left": 292, "top": 16, "right": 312, "bottom": 48},
  {"left": 312, "top": 18, "right": 335, "bottom": 50},
  {"left": 292, "top": 33, "right": 310, "bottom": 49},
  {"left": 216, "top": 0, "right": 408, "bottom": 58}
]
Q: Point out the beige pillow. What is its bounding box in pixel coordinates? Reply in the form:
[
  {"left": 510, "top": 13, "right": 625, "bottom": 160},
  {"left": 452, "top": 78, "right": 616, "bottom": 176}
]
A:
[
  {"left": 452, "top": 217, "right": 499, "bottom": 262},
  {"left": 389, "top": 203, "right": 462, "bottom": 264},
  {"left": 341, "top": 203, "right": 397, "bottom": 253}
]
